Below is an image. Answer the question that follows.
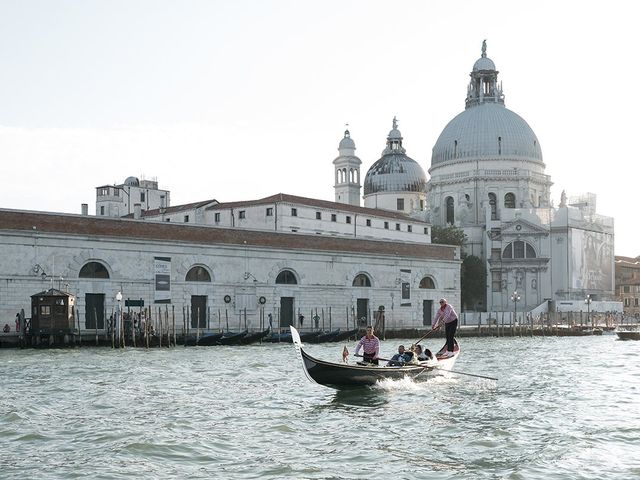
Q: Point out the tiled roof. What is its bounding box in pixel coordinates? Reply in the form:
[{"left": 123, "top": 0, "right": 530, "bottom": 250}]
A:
[
  {"left": 207, "top": 193, "right": 428, "bottom": 223},
  {"left": 123, "top": 199, "right": 218, "bottom": 218},
  {"left": 0, "top": 209, "right": 455, "bottom": 261}
]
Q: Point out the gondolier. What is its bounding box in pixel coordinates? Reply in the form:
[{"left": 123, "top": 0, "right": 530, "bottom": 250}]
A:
[
  {"left": 433, "top": 298, "right": 458, "bottom": 357},
  {"left": 354, "top": 325, "right": 380, "bottom": 365}
]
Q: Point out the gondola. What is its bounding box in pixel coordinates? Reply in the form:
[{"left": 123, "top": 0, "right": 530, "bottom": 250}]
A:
[
  {"left": 239, "top": 328, "right": 271, "bottom": 345},
  {"left": 217, "top": 330, "right": 248, "bottom": 345},
  {"left": 264, "top": 331, "right": 293, "bottom": 343},
  {"left": 330, "top": 328, "right": 360, "bottom": 342},
  {"left": 290, "top": 326, "right": 460, "bottom": 389},
  {"left": 310, "top": 328, "right": 341, "bottom": 343},
  {"left": 195, "top": 331, "right": 224, "bottom": 346}
]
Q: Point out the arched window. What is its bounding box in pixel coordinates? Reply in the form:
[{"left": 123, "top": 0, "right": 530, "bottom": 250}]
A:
[
  {"left": 502, "top": 241, "right": 537, "bottom": 259},
  {"left": 352, "top": 274, "right": 371, "bottom": 287},
  {"left": 504, "top": 193, "right": 516, "bottom": 209},
  {"left": 185, "top": 266, "right": 211, "bottom": 282},
  {"left": 276, "top": 270, "right": 297, "bottom": 284},
  {"left": 79, "top": 261, "right": 109, "bottom": 279},
  {"left": 446, "top": 196, "right": 455, "bottom": 224},
  {"left": 488, "top": 193, "right": 497, "bottom": 220},
  {"left": 419, "top": 277, "right": 435, "bottom": 289}
]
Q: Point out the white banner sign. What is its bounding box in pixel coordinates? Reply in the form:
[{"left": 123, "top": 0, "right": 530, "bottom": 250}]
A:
[{"left": 154, "top": 257, "right": 171, "bottom": 304}]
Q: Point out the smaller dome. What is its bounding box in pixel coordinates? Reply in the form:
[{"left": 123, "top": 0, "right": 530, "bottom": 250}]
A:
[
  {"left": 388, "top": 127, "right": 402, "bottom": 140},
  {"left": 339, "top": 130, "right": 355, "bottom": 150},
  {"left": 473, "top": 56, "right": 496, "bottom": 71},
  {"left": 124, "top": 176, "right": 140, "bottom": 186}
]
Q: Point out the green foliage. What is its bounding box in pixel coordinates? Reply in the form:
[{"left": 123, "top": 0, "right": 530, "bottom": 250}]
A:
[
  {"left": 430, "top": 225, "right": 466, "bottom": 246},
  {"left": 461, "top": 255, "right": 486, "bottom": 311}
]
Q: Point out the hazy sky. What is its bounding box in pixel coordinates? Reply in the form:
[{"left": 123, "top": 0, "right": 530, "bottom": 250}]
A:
[{"left": 1, "top": 1, "right": 638, "bottom": 256}]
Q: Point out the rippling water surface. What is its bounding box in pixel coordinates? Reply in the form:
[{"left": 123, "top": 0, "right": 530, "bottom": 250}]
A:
[{"left": 1, "top": 335, "right": 639, "bottom": 479}]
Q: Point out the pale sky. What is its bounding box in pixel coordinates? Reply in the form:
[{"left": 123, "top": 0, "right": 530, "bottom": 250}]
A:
[{"left": 1, "top": 1, "right": 638, "bottom": 256}]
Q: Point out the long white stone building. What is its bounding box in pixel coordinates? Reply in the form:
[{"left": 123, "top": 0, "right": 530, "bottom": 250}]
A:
[{"left": 0, "top": 209, "right": 459, "bottom": 333}]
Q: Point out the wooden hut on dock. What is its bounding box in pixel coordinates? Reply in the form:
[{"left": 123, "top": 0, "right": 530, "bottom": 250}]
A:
[{"left": 30, "top": 288, "right": 78, "bottom": 345}]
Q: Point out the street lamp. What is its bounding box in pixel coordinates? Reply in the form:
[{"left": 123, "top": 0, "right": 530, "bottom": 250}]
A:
[
  {"left": 116, "top": 291, "right": 123, "bottom": 347},
  {"left": 511, "top": 290, "right": 521, "bottom": 324},
  {"left": 585, "top": 294, "right": 592, "bottom": 327}
]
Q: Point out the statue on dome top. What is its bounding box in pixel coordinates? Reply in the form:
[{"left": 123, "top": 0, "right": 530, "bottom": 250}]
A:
[{"left": 482, "top": 39, "right": 487, "bottom": 57}]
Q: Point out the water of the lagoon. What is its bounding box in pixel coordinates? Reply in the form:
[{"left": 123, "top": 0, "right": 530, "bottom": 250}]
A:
[{"left": 0, "top": 335, "right": 638, "bottom": 480}]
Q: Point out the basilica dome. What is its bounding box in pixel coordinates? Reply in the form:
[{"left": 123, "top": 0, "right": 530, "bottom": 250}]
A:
[
  {"left": 431, "top": 42, "right": 543, "bottom": 167},
  {"left": 431, "top": 103, "right": 543, "bottom": 165},
  {"left": 364, "top": 118, "right": 427, "bottom": 195}
]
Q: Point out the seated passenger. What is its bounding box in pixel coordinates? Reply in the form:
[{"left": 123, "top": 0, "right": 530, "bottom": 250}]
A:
[
  {"left": 414, "top": 344, "right": 434, "bottom": 361},
  {"left": 387, "top": 345, "right": 412, "bottom": 366}
]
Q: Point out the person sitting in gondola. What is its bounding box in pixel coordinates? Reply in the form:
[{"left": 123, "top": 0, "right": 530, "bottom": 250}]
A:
[
  {"left": 387, "top": 345, "right": 413, "bottom": 366},
  {"left": 355, "top": 325, "right": 380, "bottom": 365},
  {"left": 414, "top": 344, "right": 433, "bottom": 362}
]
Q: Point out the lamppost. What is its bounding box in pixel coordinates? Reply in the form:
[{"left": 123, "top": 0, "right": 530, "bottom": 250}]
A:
[
  {"left": 585, "top": 294, "right": 592, "bottom": 327},
  {"left": 511, "top": 290, "right": 521, "bottom": 325},
  {"left": 116, "top": 291, "right": 123, "bottom": 348}
]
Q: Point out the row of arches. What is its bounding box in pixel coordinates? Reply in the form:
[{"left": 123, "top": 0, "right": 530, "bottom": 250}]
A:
[
  {"left": 336, "top": 167, "right": 359, "bottom": 184},
  {"left": 78, "top": 262, "right": 439, "bottom": 289}
]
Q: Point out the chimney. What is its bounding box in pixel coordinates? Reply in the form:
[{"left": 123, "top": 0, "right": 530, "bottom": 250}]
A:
[
  {"left": 81, "top": 204, "right": 88, "bottom": 216},
  {"left": 134, "top": 203, "right": 142, "bottom": 219}
]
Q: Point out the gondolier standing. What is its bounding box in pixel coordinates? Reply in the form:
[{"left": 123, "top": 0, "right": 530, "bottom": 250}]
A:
[
  {"left": 433, "top": 298, "right": 458, "bottom": 357},
  {"left": 354, "top": 325, "right": 380, "bottom": 365}
]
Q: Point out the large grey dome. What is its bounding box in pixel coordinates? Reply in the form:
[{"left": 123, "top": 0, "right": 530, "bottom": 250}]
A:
[
  {"left": 364, "top": 117, "right": 426, "bottom": 195},
  {"left": 431, "top": 103, "right": 543, "bottom": 165},
  {"left": 431, "top": 41, "right": 543, "bottom": 166}
]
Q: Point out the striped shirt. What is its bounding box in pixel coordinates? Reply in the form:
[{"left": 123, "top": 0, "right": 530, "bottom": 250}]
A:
[
  {"left": 355, "top": 335, "right": 380, "bottom": 357},
  {"left": 433, "top": 303, "right": 458, "bottom": 328}
]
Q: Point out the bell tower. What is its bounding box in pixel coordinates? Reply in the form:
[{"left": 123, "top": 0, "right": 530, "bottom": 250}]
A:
[{"left": 333, "top": 128, "right": 362, "bottom": 206}]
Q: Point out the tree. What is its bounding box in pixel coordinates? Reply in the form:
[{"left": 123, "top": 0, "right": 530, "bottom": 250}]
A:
[
  {"left": 461, "top": 254, "right": 486, "bottom": 311},
  {"left": 430, "top": 225, "right": 466, "bottom": 246}
]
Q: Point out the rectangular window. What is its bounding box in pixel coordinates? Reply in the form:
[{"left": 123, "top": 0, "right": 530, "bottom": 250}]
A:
[
  {"left": 407, "top": 225, "right": 412, "bottom": 232},
  {"left": 140, "top": 192, "right": 145, "bottom": 202},
  {"left": 492, "top": 271, "right": 502, "bottom": 292},
  {"left": 266, "top": 207, "right": 273, "bottom": 216},
  {"left": 366, "top": 219, "right": 371, "bottom": 227},
  {"left": 40, "top": 305, "right": 51, "bottom": 316},
  {"left": 384, "top": 221, "right": 389, "bottom": 229},
  {"left": 214, "top": 213, "right": 221, "bottom": 223},
  {"left": 291, "top": 208, "right": 297, "bottom": 217},
  {"left": 331, "top": 214, "right": 337, "bottom": 222},
  {"left": 624, "top": 286, "right": 630, "bottom": 293},
  {"left": 420, "top": 200, "right": 424, "bottom": 210},
  {"left": 100, "top": 206, "right": 105, "bottom": 216},
  {"left": 113, "top": 189, "right": 120, "bottom": 197},
  {"left": 624, "top": 298, "right": 630, "bottom": 307},
  {"left": 184, "top": 215, "right": 189, "bottom": 223},
  {"left": 165, "top": 218, "right": 171, "bottom": 222},
  {"left": 316, "top": 211, "right": 321, "bottom": 220},
  {"left": 395, "top": 223, "right": 401, "bottom": 231},
  {"left": 98, "top": 187, "right": 109, "bottom": 196},
  {"left": 346, "top": 216, "right": 351, "bottom": 224},
  {"left": 635, "top": 298, "right": 639, "bottom": 307},
  {"left": 239, "top": 210, "right": 246, "bottom": 219},
  {"left": 424, "top": 227, "right": 428, "bottom": 235},
  {"left": 397, "top": 198, "right": 405, "bottom": 210}
]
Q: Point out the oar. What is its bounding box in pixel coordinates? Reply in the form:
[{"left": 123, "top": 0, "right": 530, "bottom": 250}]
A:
[
  {"left": 436, "top": 367, "right": 497, "bottom": 381},
  {"left": 413, "top": 326, "right": 439, "bottom": 345}
]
